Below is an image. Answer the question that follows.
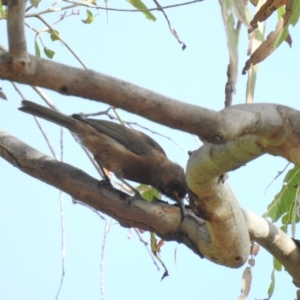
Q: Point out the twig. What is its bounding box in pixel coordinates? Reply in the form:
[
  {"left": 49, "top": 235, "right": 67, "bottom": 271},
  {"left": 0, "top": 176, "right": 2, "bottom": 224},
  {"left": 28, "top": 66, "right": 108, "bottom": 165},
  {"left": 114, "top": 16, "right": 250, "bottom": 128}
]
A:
[
  {"left": 100, "top": 218, "right": 112, "bottom": 300},
  {"left": 264, "top": 163, "right": 290, "bottom": 195},
  {"left": 63, "top": 0, "right": 203, "bottom": 13},
  {"left": 133, "top": 228, "right": 160, "bottom": 270},
  {"left": 33, "top": 15, "right": 87, "bottom": 69},
  {"left": 55, "top": 191, "right": 66, "bottom": 300},
  {"left": 153, "top": 0, "right": 186, "bottom": 50}
]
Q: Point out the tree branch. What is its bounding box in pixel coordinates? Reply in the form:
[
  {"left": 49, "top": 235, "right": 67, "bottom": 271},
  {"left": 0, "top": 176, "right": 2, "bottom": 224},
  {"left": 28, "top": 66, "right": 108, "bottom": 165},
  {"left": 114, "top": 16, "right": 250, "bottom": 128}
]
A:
[
  {"left": 7, "top": 0, "right": 27, "bottom": 56},
  {"left": 1, "top": 49, "right": 300, "bottom": 162},
  {"left": 2, "top": 3, "right": 300, "bottom": 286},
  {"left": 6, "top": 0, "right": 31, "bottom": 72},
  {"left": 1, "top": 128, "right": 299, "bottom": 285},
  {"left": 3, "top": 42, "right": 300, "bottom": 267},
  {"left": 245, "top": 210, "right": 300, "bottom": 287}
]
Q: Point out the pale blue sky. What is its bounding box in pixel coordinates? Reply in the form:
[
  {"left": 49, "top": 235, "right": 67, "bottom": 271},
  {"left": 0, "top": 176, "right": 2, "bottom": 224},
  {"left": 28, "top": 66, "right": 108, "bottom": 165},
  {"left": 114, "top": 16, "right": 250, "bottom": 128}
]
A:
[{"left": 0, "top": 1, "right": 299, "bottom": 299}]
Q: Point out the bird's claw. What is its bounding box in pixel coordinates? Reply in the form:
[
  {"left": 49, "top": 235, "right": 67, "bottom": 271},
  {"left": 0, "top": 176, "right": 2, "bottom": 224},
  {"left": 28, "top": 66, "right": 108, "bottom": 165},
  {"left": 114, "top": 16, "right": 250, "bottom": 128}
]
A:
[{"left": 98, "top": 178, "right": 112, "bottom": 188}]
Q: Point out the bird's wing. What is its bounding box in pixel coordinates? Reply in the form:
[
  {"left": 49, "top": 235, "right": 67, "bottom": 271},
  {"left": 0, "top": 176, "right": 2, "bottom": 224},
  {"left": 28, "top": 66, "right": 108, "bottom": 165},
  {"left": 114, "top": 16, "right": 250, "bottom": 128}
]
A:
[{"left": 73, "top": 116, "right": 167, "bottom": 157}]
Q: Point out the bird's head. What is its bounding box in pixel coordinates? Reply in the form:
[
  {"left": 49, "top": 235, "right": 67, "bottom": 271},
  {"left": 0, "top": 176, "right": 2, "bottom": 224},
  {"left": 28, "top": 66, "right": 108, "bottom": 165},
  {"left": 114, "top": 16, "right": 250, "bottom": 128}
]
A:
[{"left": 154, "top": 163, "right": 187, "bottom": 202}]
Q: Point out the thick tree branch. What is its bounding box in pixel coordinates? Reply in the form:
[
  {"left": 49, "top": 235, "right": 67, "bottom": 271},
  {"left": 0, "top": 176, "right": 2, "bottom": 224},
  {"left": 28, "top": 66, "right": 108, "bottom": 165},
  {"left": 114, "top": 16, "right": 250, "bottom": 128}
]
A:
[
  {"left": 0, "top": 128, "right": 213, "bottom": 264},
  {"left": 2, "top": 3, "right": 300, "bottom": 286},
  {"left": 0, "top": 51, "right": 221, "bottom": 139},
  {"left": 3, "top": 43, "right": 300, "bottom": 266},
  {"left": 1, "top": 128, "right": 300, "bottom": 285},
  {"left": 1, "top": 50, "right": 300, "bottom": 161},
  {"left": 185, "top": 103, "right": 300, "bottom": 269},
  {"left": 6, "top": 0, "right": 30, "bottom": 71},
  {"left": 245, "top": 210, "right": 300, "bottom": 288},
  {"left": 7, "top": 0, "right": 27, "bottom": 56}
]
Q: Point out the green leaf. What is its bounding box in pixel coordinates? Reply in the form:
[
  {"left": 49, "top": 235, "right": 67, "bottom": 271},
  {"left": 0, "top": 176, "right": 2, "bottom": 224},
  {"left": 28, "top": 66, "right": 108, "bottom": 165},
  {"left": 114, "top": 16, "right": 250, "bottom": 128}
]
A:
[
  {"left": 82, "top": 9, "right": 94, "bottom": 24},
  {"left": 219, "top": 0, "right": 238, "bottom": 88},
  {"left": 150, "top": 232, "right": 159, "bottom": 252},
  {"left": 232, "top": 0, "right": 249, "bottom": 27},
  {"left": 44, "top": 47, "right": 55, "bottom": 59},
  {"left": 263, "top": 165, "right": 300, "bottom": 223},
  {"left": 273, "top": 256, "right": 282, "bottom": 271},
  {"left": 267, "top": 269, "right": 275, "bottom": 298},
  {"left": 34, "top": 40, "right": 41, "bottom": 57},
  {"left": 135, "top": 184, "right": 160, "bottom": 202},
  {"left": 127, "top": 0, "right": 156, "bottom": 21},
  {"left": 50, "top": 30, "right": 60, "bottom": 42},
  {"left": 281, "top": 197, "right": 300, "bottom": 228},
  {"left": 0, "top": 2, "right": 7, "bottom": 18},
  {"left": 245, "top": 2, "right": 266, "bottom": 102},
  {"left": 288, "top": 0, "right": 300, "bottom": 27},
  {"left": 149, "top": 233, "right": 169, "bottom": 280},
  {"left": 273, "top": 1, "right": 300, "bottom": 49},
  {"left": 30, "top": 0, "right": 40, "bottom": 8}
]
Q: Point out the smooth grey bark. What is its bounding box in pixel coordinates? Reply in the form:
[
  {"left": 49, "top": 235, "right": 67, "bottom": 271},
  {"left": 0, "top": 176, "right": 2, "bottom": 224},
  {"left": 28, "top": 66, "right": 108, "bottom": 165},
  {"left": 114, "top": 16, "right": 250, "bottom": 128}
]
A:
[
  {"left": 1, "top": 0, "right": 300, "bottom": 286},
  {"left": 1, "top": 129, "right": 299, "bottom": 287}
]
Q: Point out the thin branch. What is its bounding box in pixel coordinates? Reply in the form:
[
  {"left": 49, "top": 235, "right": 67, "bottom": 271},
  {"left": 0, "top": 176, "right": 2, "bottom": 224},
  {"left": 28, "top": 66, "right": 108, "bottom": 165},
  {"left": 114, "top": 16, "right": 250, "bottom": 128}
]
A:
[
  {"left": 35, "top": 117, "right": 59, "bottom": 159},
  {"left": 78, "top": 107, "right": 186, "bottom": 150},
  {"left": 34, "top": 15, "right": 87, "bottom": 69},
  {"left": 106, "top": 113, "right": 186, "bottom": 151},
  {"left": 25, "top": 4, "right": 78, "bottom": 17},
  {"left": 264, "top": 162, "right": 290, "bottom": 195},
  {"left": 133, "top": 228, "right": 160, "bottom": 271},
  {"left": 32, "top": 86, "right": 57, "bottom": 108},
  {"left": 1, "top": 130, "right": 300, "bottom": 286},
  {"left": 63, "top": 0, "right": 203, "bottom": 13},
  {"left": 31, "top": 87, "right": 105, "bottom": 179},
  {"left": 224, "top": 63, "right": 234, "bottom": 107},
  {"left": 152, "top": 0, "right": 186, "bottom": 49},
  {"left": 55, "top": 191, "right": 66, "bottom": 300},
  {"left": 10, "top": 81, "right": 26, "bottom": 99},
  {"left": 100, "top": 218, "right": 112, "bottom": 300}
]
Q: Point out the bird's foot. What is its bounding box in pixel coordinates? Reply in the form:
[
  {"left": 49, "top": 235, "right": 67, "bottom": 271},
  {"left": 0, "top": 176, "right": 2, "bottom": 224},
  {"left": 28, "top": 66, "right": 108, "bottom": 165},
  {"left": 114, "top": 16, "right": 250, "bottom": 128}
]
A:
[{"left": 98, "top": 178, "right": 112, "bottom": 188}]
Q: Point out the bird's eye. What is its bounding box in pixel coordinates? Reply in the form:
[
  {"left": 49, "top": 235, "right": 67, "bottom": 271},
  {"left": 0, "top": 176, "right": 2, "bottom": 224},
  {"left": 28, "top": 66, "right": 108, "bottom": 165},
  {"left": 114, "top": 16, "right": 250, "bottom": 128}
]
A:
[{"left": 171, "top": 181, "right": 180, "bottom": 191}]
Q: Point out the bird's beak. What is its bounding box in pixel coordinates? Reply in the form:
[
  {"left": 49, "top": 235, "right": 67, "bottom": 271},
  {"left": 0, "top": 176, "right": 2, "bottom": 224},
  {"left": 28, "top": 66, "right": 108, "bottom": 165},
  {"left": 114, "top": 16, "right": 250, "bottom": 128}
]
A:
[{"left": 173, "top": 191, "right": 185, "bottom": 221}]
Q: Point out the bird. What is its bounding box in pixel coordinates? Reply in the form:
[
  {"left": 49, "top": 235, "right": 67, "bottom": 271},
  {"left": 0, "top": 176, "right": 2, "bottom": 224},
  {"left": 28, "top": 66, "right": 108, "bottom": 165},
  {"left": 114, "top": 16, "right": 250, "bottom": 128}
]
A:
[{"left": 19, "top": 100, "right": 187, "bottom": 219}]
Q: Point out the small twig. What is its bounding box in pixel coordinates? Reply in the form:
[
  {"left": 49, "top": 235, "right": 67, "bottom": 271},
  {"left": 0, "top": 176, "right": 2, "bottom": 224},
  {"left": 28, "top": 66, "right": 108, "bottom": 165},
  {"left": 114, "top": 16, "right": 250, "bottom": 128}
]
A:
[
  {"left": 55, "top": 191, "right": 66, "bottom": 300},
  {"left": 224, "top": 64, "right": 234, "bottom": 107},
  {"left": 107, "top": 113, "right": 186, "bottom": 150},
  {"left": 52, "top": 0, "right": 62, "bottom": 7},
  {"left": 133, "top": 228, "right": 160, "bottom": 270},
  {"left": 264, "top": 163, "right": 291, "bottom": 195},
  {"left": 77, "top": 108, "right": 186, "bottom": 150},
  {"left": 77, "top": 106, "right": 112, "bottom": 117},
  {"left": 33, "top": 15, "right": 87, "bottom": 69},
  {"left": 54, "top": 127, "right": 66, "bottom": 300},
  {"left": 73, "top": 199, "right": 107, "bottom": 221},
  {"left": 32, "top": 86, "right": 57, "bottom": 109},
  {"left": 100, "top": 218, "right": 112, "bottom": 300},
  {"left": 10, "top": 82, "right": 26, "bottom": 99},
  {"left": 10, "top": 82, "right": 59, "bottom": 158},
  {"left": 32, "top": 87, "right": 106, "bottom": 179},
  {"left": 153, "top": 0, "right": 186, "bottom": 50},
  {"left": 63, "top": 0, "right": 203, "bottom": 13},
  {"left": 25, "top": 4, "right": 78, "bottom": 17},
  {"left": 35, "top": 117, "right": 59, "bottom": 159}
]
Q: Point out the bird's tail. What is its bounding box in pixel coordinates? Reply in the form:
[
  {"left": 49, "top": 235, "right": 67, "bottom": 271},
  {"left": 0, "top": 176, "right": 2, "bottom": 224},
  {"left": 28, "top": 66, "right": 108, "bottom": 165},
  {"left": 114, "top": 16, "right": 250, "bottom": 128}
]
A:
[{"left": 19, "top": 100, "right": 78, "bottom": 132}]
